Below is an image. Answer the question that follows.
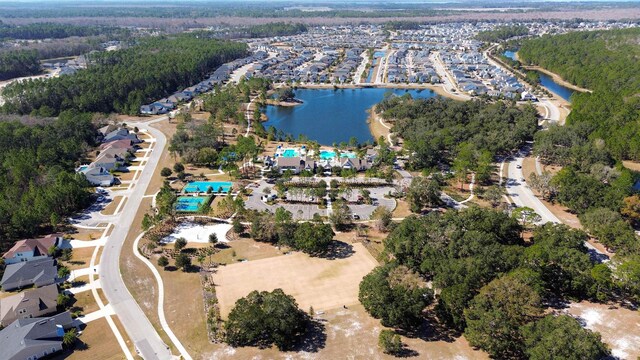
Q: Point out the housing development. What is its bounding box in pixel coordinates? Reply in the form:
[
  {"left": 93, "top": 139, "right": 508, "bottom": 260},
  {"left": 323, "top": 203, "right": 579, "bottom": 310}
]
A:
[{"left": 1, "top": 1, "right": 640, "bottom": 360}]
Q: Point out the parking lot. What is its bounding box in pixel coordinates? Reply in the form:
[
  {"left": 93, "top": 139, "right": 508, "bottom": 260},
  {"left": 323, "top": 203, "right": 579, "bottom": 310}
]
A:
[{"left": 245, "top": 179, "right": 396, "bottom": 220}]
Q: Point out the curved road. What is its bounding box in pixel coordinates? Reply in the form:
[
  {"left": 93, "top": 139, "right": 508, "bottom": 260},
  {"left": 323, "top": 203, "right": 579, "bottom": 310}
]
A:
[{"left": 99, "top": 116, "right": 175, "bottom": 360}]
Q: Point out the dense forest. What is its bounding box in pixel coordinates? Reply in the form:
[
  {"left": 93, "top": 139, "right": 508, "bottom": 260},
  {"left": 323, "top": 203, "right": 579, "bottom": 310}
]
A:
[
  {"left": 476, "top": 25, "right": 529, "bottom": 42},
  {"left": 0, "top": 35, "right": 248, "bottom": 115},
  {"left": 0, "top": 50, "right": 41, "bottom": 80},
  {"left": 243, "top": 23, "right": 307, "bottom": 38},
  {"left": 381, "top": 95, "right": 537, "bottom": 169},
  {"left": 0, "top": 111, "right": 95, "bottom": 249},
  {"left": 517, "top": 29, "right": 640, "bottom": 292},
  {"left": 0, "top": 22, "right": 120, "bottom": 40},
  {"left": 360, "top": 208, "right": 624, "bottom": 359}
]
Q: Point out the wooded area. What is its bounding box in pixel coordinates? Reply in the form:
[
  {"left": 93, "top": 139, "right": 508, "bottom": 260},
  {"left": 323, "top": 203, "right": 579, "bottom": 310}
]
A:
[
  {"left": 0, "top": 111, "right": 95, "bottom": 249},
  {"left": 381, "top": 95, "right": 538, "bottom": 169},
  {"left": 0, "top": 21, "right": 121, "bottom": 40},
  {"left": 476, "top": 25, "right": 529, "bottom": 42},
  {"left": 360, "top": 208, "right": 618, "bottom": 359},
  {"left": 0, "top": 35, "right": 248, "bottom": 115}
]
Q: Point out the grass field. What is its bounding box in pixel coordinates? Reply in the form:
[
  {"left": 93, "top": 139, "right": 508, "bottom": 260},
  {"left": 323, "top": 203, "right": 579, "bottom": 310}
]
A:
[{"left": 213, "top": 242, "right": 378, "bottom": 318}]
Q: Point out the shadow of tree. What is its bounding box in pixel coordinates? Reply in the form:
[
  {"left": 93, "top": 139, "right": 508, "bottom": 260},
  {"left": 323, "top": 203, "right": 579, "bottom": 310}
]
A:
[
  {"left": 397, "top": 313, "right": 460, "bottom": 343},
  {"left": 319, "top": 241, "right": 354, "bottom": 260},
  {"left": 293, "top": 319, "right": 327, "bottom": 353}
]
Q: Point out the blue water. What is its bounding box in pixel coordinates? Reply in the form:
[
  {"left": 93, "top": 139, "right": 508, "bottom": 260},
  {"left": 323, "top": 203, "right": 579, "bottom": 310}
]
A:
[
  {"left": 264, "top": 88, "right": 437, "bottom": 145},
  {"left": 537, "top": 72, "right": 575, "bottom": 102},
  {"left": 320, "top": 150, "right": 356, "bottom": 160},
  {"left": 282, "top": 149, "right": 299, "bottom": 157},
  {"left": 503, "top": 50, "right": 517, "bottom": 61},
  {"left": 502, "top": 50, "right": 574, "bottom": 102},
  {"left": 183, "top": 181, "right": 232, "bottom": 193},
  {"left": 175, "top": 196, "right": 208, "bottom": 212}
]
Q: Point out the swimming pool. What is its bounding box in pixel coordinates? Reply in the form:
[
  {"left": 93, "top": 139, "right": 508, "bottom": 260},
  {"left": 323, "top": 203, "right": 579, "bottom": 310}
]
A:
[
  {"left": 319, "top": 150, "right": 356, "bottom": 160},
  {"left": 183, "top": 181, "right": 232, "bottom": 193},
  {"left": 175, "top": 196, "right": 209, "bottom": 212},
  {"left": 281, "top": 149, "right": 299, "bottom": 157}
]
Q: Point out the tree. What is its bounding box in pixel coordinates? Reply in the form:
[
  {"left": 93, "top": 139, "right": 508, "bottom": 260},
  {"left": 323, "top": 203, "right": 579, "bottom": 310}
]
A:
[
  {"left": 174, "top": 238, "right": 187, "bottom": 252},
  {"left": 209, "top": 233, "right": 218, "bottom": 247},
  {"left": 484, "top": 185, "right": 504, "bottom": 208},
  {"left": 329, "top": 202, "right": 352, "bottom": 231},
  {"left": 57, "top": 293, "right": 71, "bottom": 308},
  {"left": 522, "top": 315, "right": 609, "bottom": 360},
  {"left": 621, "top": 194, "right": 640, "bottom": 227},
  {"left": 378, "top": 329, "right": 403, "bottom": 355},
  {"left": 62, "top": 328, "right": 77, "bottom": 348},
  {"left": 174, "top": 253, "right": 191, "bottom": 272},
  {"left": 157, "top": 255, "right": 169, "bottom": 268},
  {"left": 406, "top": 176, "right": 440, "bottom": 213},
  {"left": 512, "top": 206, "right": 541, "bottom": 231},
  {"left": 57, "top": 266, "right": 70, "bottom": 279},
  {"left": 225, "top": 289, "right": 309, "bottom": 350},
  {"left": 464, "top": 275, "right": 542, "bottom": 359},
  {"left": 173, "top": 162, "right": 185, "bottom": 173},
  {"left": 612, "top": 255, "right": 640, "bottom": 303},
  {"left": 232, "top": 217, "right": 244, "bottom": 234},
  {"left": 160, "top": 167, "right": 172, "bottom": 177},
  {"left": 275, "top": 87, "right": 295, "bottom": 101},
  {"left": 580, "top": 207, "right": 637, "bottom": 252},
  {"left": 371, "top": 206, "right": 393, "bottom": 232},
  {"left": 359, "top": 264, "right": 433, "bottom": 329},
  {"left": 293, "top": 222, "right": 334, "bottom": 255}
]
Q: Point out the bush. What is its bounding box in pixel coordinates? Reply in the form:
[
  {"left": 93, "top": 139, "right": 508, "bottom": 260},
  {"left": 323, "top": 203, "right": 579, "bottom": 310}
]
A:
[
  {"left": 160, "top": 167, "right": 172, "bottom": 177},
  {"left": 378, "top": 329, "right": 403, "bottom": 355},
  {"left": 157, "top": 255, "right": 169, "bottom": 268}
]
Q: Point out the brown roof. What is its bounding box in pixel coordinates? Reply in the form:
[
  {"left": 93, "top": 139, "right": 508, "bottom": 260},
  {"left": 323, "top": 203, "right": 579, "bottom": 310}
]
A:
[
  {"left": 3, "top": 234, "right": 61, "bottom": 260},
  {"left": 99, "top": 139, "right": 135, "bottom": 151}
]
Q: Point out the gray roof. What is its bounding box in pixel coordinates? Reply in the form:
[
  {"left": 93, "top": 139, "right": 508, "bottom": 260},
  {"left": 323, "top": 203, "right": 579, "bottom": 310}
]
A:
[
  {"left": 1, "top": 258, "right": 57, "bottom": 291},
  {"left": 0, "top": 312, "right": 72, "bottom": 359}
]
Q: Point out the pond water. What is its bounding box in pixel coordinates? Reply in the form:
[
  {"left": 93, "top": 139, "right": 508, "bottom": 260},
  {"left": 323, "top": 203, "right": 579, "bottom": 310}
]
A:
[
  {"left": 502, "top": 50, "right": 575, "bottom": 102},
  {"left": 536, "top": 71, "right": 575, "bottom": 102},
  {"left": 263, "top": 87, "right": 437, "bottom": 145}
]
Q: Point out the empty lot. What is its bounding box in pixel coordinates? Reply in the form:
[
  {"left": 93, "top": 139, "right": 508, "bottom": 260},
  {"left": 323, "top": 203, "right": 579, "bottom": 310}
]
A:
[{"left": 213, "top": 242, "right": 378, "bottom": 318}]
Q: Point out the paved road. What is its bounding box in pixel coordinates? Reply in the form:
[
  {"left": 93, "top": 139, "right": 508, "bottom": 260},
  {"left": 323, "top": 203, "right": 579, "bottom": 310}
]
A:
[{"left": 99, "top": 116, "right": 176, "bottom": 360}]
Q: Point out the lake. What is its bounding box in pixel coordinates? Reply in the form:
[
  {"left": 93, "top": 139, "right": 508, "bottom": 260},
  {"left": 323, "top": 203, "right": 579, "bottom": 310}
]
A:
[
  {"left": 264, "top": 88, "right": 436, "bottom": 145},
  {"left": 503, "top": 50, "right": 575, "bottom": 102}
]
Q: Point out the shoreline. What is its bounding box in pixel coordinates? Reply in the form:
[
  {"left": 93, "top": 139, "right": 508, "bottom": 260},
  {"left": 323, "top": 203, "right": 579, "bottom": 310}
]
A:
[
  {"left": 514, "top": 51, "right": 591, "bottom": 93},
  {"left": 366, "top": 106, "right": 390, "bottom": 144},
  {"left": 291, "top": 82, "right": 466, "bottom": 101}
]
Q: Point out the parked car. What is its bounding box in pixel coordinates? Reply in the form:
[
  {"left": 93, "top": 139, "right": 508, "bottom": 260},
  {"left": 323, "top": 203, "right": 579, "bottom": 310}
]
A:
[{"left": 352, "top": 214, "right": 360, "bottom": 220}]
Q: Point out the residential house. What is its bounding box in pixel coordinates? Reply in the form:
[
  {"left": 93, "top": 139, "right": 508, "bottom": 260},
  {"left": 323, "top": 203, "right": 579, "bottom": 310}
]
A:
[
  {"left": 0, "top": 312, "right": 74, "bottom": 360},
  {"left": 1, "top": 258, "right": 58, "bottom": 292},
  {"left": 81, "top": 166, "right": 115, "bottom": 187},
  {"left": 3, "top": 234, "right": 63, "bottom": 265},
  {"left": 0, "top": 284, "right": 59, "bottom": 326},
  {"left": 339, "top": 158, "right": 371, "bottom": 171},
  {"left": 103, "top": 128, "right": 140, "bottom": 144}
]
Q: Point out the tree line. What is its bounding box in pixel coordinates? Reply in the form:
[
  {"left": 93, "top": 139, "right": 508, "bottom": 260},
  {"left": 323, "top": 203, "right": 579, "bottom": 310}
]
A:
[
  {"left": 360, "top": 207, "right": 621, "bottom": 359},
  {"left": 0, "top": 111, "right": 95, "bottom": 249},
  {"left": 380, "top": 95, "right": 538, "bottom": 170},
  {"left": 518, "top": 29, "right": 640, "bottom": 258},
  {"left": 0, "top": 50, "right": 41, "bottom": 80},
  {"left": 0, "top": 21, "right": 122, "bottom": 40},
  {"left": 1, "top": 34, "right": 248, "bottom": 115},
  {"left": 476, "top": 25, "right": 529, "bottom": 42}
]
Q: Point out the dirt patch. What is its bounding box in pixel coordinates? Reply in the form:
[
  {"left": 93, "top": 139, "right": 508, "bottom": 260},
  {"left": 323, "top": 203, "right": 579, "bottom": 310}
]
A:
[
  {"left": 65, "top": 246, "right": 95, "bottom": 270},
  {"left": 69, "top": 229, "right": 104, "bottom": 241},
  {"left": 213, "top": 242, "right": 378, "bottom": 318},
  {"left": 211, "top": 237, "right": 285, "bottom": 264},
  {"left": 566, "top": 301, "right": 640, "bottom": 360},
  {"left": 100, "top": 196, "right": 124, "bottom": 216},
  {"left": 622, "top": 160, "right": 640, "bottom": 172},
  {"left": 392, "top": 199, "right": 412, "bottom": 218},
  {"left": 58, "top": 318, "right": 125, "bottom": 360},
  {"left": 72, "top": 290, "right": 100, "bottom": 315}
]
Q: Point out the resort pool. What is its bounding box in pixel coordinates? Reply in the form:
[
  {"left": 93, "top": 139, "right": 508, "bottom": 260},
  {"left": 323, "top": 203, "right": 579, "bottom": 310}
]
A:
[
  {"left": 281, "top": 149, "right": 299, "bottom": 157},
  {"left": 175, "top": 196, "right": 209, "bottom": 212},
  {"left": 183, "top": 181, "right": 232, "bottom": 193},
  {"left": 319, "top": 150, "right": 356, "bottom": 160}
]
